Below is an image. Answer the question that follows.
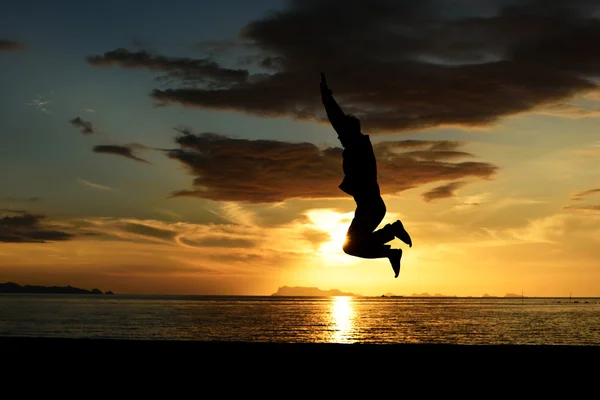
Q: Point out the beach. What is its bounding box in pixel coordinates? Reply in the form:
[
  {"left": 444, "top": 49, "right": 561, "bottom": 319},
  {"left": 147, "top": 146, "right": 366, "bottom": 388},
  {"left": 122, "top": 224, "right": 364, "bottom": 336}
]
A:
[
  {"left": 1, "top": 336, "right": 597, "bottom": 394},
  {"left": 3, "top": 336, "right": 598, "bottom": 362}
]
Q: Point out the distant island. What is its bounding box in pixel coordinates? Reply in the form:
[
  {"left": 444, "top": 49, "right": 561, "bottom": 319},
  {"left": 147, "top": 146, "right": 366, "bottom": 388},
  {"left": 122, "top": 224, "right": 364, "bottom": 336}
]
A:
[
  {"left": 382, "top": 293, "right": 525, "bottom": 298},
  {"left": 0, "top": 282, "right": 114, "bottom": 295},
  {"left": 382, "top": 292, "right": 456, "bottom": 297},
  {"left": 271, "top": 286, "right": 359, "bottom": 297}
]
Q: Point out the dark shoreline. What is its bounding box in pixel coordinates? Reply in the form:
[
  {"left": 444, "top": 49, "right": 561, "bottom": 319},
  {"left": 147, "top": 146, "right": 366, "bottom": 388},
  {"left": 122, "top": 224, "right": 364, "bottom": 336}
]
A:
[
  {"left": 2, "top": 336, "right": 598, "bottom": 359},
  {"left": 2, "top": 337, "right": 597, "bottom": 388}
]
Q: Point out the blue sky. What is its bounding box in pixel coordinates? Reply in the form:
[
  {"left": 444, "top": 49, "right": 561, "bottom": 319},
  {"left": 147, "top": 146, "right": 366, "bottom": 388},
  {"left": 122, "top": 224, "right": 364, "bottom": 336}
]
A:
[{"left": 1, "top": 0, "right": 322, "bottom": 220}]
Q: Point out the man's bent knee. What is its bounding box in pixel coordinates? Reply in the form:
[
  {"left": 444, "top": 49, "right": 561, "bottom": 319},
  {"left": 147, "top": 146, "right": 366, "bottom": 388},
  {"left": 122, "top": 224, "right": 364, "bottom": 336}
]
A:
[
  {"left": 342, "top": 241, "right": 355, "bottom": 256},
  {"left": 342, "top": 239, "right": 371, "bottom": 257}
]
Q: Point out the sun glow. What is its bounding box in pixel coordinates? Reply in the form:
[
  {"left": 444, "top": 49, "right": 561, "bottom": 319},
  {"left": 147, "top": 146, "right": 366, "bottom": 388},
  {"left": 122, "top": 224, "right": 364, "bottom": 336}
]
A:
[{"left": 305, "top": 209, "right": 355, "bottom": 264}]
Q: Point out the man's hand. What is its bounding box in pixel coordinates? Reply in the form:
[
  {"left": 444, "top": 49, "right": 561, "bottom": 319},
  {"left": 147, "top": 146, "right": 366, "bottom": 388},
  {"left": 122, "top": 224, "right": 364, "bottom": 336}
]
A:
[
  {"left": 320, "top": 72, "right": 332, "bottom": 102},
  {"left": 320, "top": 72, "right": 346, "bottom": 134}
]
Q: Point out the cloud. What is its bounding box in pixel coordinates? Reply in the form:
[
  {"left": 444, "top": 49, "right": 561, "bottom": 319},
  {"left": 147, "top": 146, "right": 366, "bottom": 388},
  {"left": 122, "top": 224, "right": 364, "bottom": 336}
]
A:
[
  {"left": 86, "top": 48, "right": 249, "bottom": 89},
  {"left": 73, "top": 217, "right": 265, "bottom": 249},
  {"left": 165, "top": 130, "right": 497, "bottom": 203},
  {"left": 563, "top": 205, "right": 600, "bottom": 212},
  {"left": 571, "top": 188, "right": 600, "bottom": 201},
  {"left": 26, "top": 96, "right": 51, "bottom": 114},
  {"left": 93, "top": 145, "right": 150, "bottom": 164},
  {"left": 0, "top": 39, "right": 24, "bottom": 52},
  {"left": 87, "top": 1, "right": 600, "bottom": 133},
  {"left": 504, "top": 211, "right": 600, "bottom": 245},
  {"left": 531, "top": 102, "right": 600, "bottom": 119},
  {"left": 563, "top": 188, "right": 600, "bottom": 212},
  {"left": 69, "top": 117, "right": 95, "bottom": 134},
  {"left": 153, "top": 208, "right": 182, "bottom": 219},
  {"left": 0, "top": 211, "right": 74, "bottom": 243},
  {"left": 48, "top": 214, "right": 329, "bottom": 284},
  {"left": 76, "top": 178, "right": 114, "bottom": 191},
  {"left": 422, "top": 181, "right": 467, "bottom": 202},
  {"left": 1, "top": 196, "right": 40, "bottom": 203}
]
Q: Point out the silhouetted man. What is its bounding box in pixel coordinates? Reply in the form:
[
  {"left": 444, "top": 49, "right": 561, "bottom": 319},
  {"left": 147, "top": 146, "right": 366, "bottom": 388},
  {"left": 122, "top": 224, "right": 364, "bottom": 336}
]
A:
[{"left": 320, "top": 73, "right": 412, "bottom": 278}]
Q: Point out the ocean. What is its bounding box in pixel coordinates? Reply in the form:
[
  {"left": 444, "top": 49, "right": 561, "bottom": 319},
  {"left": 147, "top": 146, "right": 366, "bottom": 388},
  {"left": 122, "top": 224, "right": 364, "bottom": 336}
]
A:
[{"left": 1, "top": 294, "right": 599, "bottom": 345}]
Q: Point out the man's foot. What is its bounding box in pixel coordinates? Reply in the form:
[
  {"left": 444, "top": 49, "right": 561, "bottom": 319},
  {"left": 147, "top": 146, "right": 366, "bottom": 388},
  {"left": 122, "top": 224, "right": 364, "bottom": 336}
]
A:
[
  {"left": 388, "top": 249, "right": 402, "bottom": 278},
  {"left": 392, "top": 220, "right": 412, "bottom": 247}
]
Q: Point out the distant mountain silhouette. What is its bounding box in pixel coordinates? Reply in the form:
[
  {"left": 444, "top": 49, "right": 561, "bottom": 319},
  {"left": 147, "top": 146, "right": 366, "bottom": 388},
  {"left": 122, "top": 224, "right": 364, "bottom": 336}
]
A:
[
  {"left": 271, "top": 286, "right": 358, "bottom": 296},
  {"left": 410, "top": 293, "right": 456, "bottom": 297},
  {"left": 504, "top": 293, "right": 522, "bottom": 298},
  {"left": 0, "top": 282, "right": 114, "bottom": 295}
]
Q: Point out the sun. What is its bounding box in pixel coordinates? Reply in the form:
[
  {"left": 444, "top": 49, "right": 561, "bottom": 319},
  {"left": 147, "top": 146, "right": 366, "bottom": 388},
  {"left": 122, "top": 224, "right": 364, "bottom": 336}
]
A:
[
  {"left": 319, "top": 228, "right": 348, "bottom": 254},
  {"left": 305, "top": 209, "right": 357, "bottom": 265}
]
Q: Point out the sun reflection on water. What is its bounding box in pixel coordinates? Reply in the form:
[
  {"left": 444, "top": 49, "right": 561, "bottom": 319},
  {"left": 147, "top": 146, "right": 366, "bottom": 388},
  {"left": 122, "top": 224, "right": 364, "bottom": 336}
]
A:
[{"left": 330, "top": 296, "right": 356, "bottom": 343}]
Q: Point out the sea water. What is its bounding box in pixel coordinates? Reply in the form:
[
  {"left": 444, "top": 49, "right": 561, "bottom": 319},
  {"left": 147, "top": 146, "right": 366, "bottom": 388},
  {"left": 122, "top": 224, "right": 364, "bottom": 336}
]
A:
[{"left": 0, "top": 294, "right": 598, "bottom": 345}]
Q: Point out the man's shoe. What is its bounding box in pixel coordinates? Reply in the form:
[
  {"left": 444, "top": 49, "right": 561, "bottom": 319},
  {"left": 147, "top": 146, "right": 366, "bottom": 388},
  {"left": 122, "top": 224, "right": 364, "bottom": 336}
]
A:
[
  {"left": 392, "top": 220, "right": 412, "bottom": 247},
  {"left": 388, "top": 249, "right": 402, "bottom": 278}
]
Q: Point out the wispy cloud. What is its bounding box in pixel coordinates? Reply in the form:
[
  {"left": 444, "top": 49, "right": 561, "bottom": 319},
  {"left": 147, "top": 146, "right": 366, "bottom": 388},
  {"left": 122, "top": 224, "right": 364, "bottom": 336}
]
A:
[
  {"left": 76, "top": 178, "right": 114, "bottom": 191},
  {"left": 452, "top": 193, "right": 489, "bottom": 210},
  {"left": 422, "top": 181, "right": 467, "bottom": 203},
  {"left": 1, "top": 196, "right": 40, "bottom": 203},
  {"left": 26, "top": 96, "right": 51, "bottom": 114},
  {"left": 571, "top": 188, "right": 600, "bottom": 201},
  {"left": 93, "top": 144, "right": 150, "bottom": 164},
  {"left": 215, "top": 202, "right": 257, "bottom": 227},
  {"left": 563, "top": 205, "right": 600, "bottom": 212},
  {"left": 69, "top": 117, "right": 95, "bottom": 134},
  {"left": 153, "top": 208, "right": 182, "bottom": 219},
  {"left": 530, "top": 102, "right": 600, "bottom": 119},
  {"left": 503, "top": 211, "right": 600, "bottom": 246}
]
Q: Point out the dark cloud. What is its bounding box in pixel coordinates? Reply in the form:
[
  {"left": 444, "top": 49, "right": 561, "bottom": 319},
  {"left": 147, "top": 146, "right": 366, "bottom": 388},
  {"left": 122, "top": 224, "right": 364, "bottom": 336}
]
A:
[
  {"left": 122, "top": 222, "right": 178, "bottom": 240},
  {"left": 564, "top": 187, "right": 600, "bottom": 211},
  {"left": 166, "top": 130, "right": 497, "bottom": 203},
  {"left": 571, "top": 188, "right": 600, "bottom": 201},
  {"left": 0, "top": 39, "right": 24, "bottom": 52},
  {"left": 1, "top": 196, "right": 40, "bottom": 202},
  {"left": 0, "top": 212, "right": 73, "bottom": 243},
  {"left": 69, "top": 117, "right": 95, "bottom": 134},
  {"left": 93, "top": 145, "right": 150, "bottom": 164},
  {"left": 86, "top": 48, "right": 249, "bottom": 89},
  {"left": 0, "top": 209, "right": 27, "bottom": 214},
  {"left": 88, "top": 0, "right": 600, "bottom": 133},
  {"left": 422, "top": 181, "right": 467, "bottom": 202},
  {"left": 178, "top": 237, "right": 257, "bottom": 248}
]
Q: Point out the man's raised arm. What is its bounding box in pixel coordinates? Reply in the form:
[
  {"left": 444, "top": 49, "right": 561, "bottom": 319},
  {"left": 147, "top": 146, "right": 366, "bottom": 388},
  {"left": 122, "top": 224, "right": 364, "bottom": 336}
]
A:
[{"left": 320, "top": 73, "right": 346, "bottom": 136}]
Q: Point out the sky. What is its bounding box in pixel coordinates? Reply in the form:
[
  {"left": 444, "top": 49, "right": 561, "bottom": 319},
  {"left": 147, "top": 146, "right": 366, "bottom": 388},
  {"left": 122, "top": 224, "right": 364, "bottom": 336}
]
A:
[{"left": 1, "top": 0, "right": 600, "bottom": 297}]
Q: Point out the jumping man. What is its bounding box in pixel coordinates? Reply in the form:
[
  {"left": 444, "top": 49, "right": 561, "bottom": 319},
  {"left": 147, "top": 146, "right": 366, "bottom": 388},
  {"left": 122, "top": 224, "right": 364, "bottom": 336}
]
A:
[{"left": 320, "top": 73, "right": 412, "bottom": 278}]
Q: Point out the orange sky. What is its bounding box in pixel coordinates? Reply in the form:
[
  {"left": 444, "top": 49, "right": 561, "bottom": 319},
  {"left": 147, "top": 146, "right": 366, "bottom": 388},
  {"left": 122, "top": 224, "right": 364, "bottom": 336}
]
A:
[{"left": 2, "top": 0, "right": 600, "bottom": 297}]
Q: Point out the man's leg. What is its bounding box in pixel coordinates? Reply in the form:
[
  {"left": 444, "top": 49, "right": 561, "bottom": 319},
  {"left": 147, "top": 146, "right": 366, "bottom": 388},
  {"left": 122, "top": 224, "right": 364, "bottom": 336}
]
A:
[
  {"left": 343, "top": 197, "right": 388, "bottom": 258},
  {"left": 342, "top": 196, "right": 403, "bottom": 277}
]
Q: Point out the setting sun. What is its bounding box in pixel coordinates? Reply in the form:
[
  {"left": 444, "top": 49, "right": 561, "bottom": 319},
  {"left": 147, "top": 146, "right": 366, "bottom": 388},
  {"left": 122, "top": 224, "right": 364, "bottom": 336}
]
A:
[{"left": 305, "top": 209, "right": 355, "bottom": 263}]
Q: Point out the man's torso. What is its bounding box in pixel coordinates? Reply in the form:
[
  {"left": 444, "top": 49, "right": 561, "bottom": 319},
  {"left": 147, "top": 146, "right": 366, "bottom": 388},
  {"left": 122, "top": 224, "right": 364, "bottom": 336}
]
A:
[{"left": 339, "top": 134, "right": 380, "bottom": 197}]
